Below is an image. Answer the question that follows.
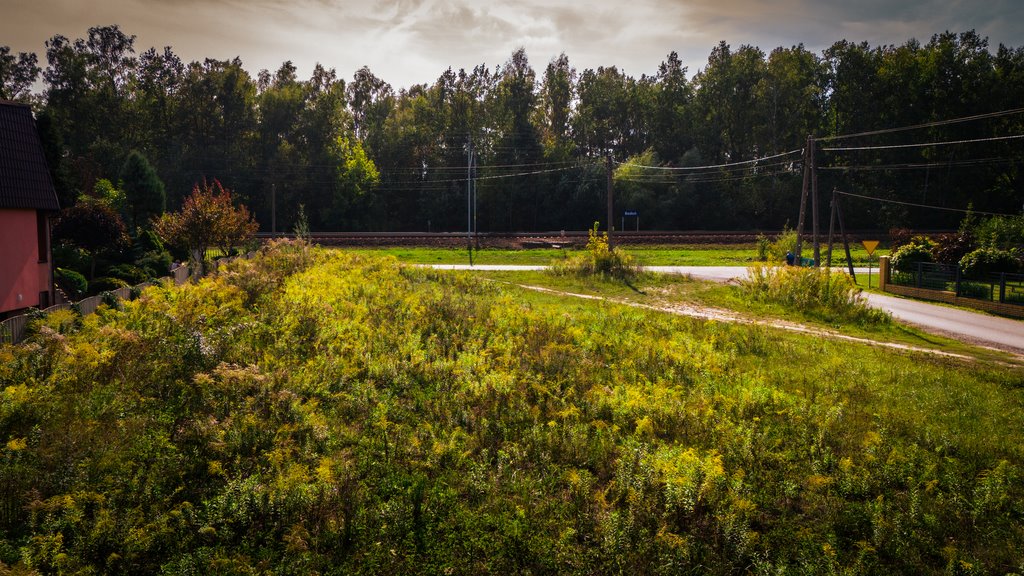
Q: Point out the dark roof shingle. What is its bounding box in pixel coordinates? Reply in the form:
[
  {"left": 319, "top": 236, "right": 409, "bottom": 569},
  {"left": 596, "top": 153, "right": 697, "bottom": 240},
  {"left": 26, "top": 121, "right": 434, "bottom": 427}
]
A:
[{"left": 0, "top": 101, "right": 60, "bottom": 211}]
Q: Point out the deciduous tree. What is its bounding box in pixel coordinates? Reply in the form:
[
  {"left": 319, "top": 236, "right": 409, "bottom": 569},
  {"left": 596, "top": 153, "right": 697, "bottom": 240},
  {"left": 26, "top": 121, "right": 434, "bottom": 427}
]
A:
[
  {"left": 0, "top": 46, "right": 40, "bottom": 101},
  {"left": 52, "top": 197, "right": 130, "bottom": 279},
  {"left": 154, "top": 179, "right": 258, "bottom": 275}
]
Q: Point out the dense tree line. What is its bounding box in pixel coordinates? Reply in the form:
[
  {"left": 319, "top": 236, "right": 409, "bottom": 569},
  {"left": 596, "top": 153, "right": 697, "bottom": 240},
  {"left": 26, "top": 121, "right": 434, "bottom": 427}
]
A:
[{"left": 2, "top": 26, "right": 1022, "bottom": 232}]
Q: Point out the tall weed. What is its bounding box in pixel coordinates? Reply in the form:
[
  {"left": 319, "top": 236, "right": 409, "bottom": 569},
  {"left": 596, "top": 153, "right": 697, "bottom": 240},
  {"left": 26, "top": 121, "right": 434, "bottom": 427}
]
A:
[
  {"left": 549, "top": 222, "right": 641, "bottom": 281},
  {"left": 766, "top": 225, "right": 798, "bottom": 263},
  {"left": 739, "top": 264, "right": 890, "bottom": 325}
]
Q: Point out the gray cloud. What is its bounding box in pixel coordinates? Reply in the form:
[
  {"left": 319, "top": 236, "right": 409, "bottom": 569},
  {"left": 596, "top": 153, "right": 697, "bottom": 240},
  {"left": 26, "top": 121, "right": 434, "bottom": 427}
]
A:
[{"left": 2, "top": 0, "right": 1021, "bottom": 89}]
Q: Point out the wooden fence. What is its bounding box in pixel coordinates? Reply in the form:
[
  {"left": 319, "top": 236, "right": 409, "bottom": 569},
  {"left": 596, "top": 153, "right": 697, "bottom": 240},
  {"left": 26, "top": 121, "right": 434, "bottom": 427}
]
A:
[
  {"left": 0, "top": 259, "right": 229, "bottom": 346},
  {"left": 879, "top": 256, "right": 1024, "bottom": 318}
]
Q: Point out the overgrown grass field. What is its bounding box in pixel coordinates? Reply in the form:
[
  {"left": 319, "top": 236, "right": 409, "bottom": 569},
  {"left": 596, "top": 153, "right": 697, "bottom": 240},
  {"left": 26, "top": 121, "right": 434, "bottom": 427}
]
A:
[{"left": 1, "top": 243, "right": 1020, "bottom": 575}]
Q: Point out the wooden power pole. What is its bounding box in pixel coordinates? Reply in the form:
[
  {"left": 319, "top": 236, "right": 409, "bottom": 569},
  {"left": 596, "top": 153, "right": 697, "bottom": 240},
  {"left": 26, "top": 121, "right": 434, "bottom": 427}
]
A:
[
  {"left": 606, "top": 153, "right": 615, "bottom": 251},
  {"left": 795, "top": 134, "right": 819, "bottom": 266},
  {"left": 811, "top": 136, "right": 820, "bottom": 266},
  {"left": 795, "top": 136, "right": 811, "bottom": 263},
  {"left": 467, "top": 137, "right": 474, "bottom": 265}
]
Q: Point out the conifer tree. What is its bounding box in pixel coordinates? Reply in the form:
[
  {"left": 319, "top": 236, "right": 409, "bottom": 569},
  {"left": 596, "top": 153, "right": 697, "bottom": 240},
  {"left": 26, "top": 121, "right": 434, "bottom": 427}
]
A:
[{"left": 119, "top": 150, "right": 166, "bottom": 230}]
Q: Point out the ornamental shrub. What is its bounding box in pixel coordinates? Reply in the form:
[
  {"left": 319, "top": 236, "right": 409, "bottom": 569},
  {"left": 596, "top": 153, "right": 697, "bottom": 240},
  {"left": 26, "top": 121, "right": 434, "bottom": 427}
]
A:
[
  {"left": 107, "top": 263, "right": 149, "bottom": 285},
  {"left": 89, "top": 276, "right": 129, "bottom": 294},
  {"left": 132, "top": 228, "right": 175, "bottom": 277},
  {"left": 888, "top": 227, "right": 914, "bottom": 250},
  {"left": 958, "top": 247, "right": 1023, "bottom": 279},
  {"left": 931, "top": 231, "right": 976, "bottom": 266},
  {"left": 889, "top": 236, "right": 934, "bottom": 273},
  {"left": 54, "top": 267, "right": 87, "bottom": 300}
]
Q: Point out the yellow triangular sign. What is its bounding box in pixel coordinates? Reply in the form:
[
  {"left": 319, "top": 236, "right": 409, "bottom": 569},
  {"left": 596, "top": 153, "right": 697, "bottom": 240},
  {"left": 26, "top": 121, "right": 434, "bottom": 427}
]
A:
[{"left": 861, "top": 240, "right": 879, "bottom": 255}]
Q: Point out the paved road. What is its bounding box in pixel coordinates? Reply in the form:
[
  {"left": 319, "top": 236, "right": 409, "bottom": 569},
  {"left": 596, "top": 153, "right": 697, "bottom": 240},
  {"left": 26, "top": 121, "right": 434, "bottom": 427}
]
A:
[
  {"left": 432, "top": 264, "right": 1024, "bottom": 354},
  {"left": 861, "top": 292, "right": 1024, "bottom": 353},
  {"left": 653, "top": 267, "right": 1023, "bottom": 353}
]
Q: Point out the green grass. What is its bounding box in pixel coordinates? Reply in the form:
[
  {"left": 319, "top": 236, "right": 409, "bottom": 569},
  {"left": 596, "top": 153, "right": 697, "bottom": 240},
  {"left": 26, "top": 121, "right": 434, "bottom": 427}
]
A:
[
  {"left": 475, "top": 269, "right": 1021, "bottom": 365},
  {"left": 852, "top": 271, "right": 882, "bottom": 290},
  {"left": 345, "top": 243, "right": 889, "bottom": 267},
  {"left": 502, "top": 277, "right": 1024, "bottom": 451}
]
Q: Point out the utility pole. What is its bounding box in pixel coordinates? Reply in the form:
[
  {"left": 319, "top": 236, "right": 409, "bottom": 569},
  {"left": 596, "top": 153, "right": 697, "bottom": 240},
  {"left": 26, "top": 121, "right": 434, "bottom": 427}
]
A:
[
  {"left": 271, "top": 183, "right": 276, "bottom": 236},
  {"left": 826, "top": 188, "right": 836, "bottom": 269},
  {"left": 811, "top": 136, "right": 820, "bottom": 266},
  {"left": 795, "top": 136, "right": 811, "bottom": 264},
  {"left": 606, "top": 152, "right": 614, "bottom": 251},
  {"left": 467, "top": 136, "right": 473, "bottom": 264},
  {"left": 472, "top": 147, "right": 478, "bottom": 249},
  {"left": 836, "top": 193, "right": 855, "bottom": 280}
]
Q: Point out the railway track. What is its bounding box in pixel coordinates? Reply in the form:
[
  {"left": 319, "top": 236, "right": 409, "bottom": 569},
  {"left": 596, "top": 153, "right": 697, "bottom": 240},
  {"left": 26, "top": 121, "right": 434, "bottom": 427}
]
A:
[{"left": 256, "top": 230, "right": 890, "bottom": 248}]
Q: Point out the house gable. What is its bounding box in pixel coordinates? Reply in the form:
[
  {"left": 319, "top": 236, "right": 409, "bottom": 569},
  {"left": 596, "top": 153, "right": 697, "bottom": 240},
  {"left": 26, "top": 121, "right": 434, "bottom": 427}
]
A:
[
  {"left": 0, "top": 101, "right": 60, "bottom": 315},
  {"left": 0, "top": 100, "right": 60, "bottom": 212}
]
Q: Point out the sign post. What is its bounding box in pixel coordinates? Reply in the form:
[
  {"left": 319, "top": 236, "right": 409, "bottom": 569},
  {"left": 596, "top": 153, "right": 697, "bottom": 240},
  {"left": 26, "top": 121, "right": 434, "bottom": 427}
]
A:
[
  {"left": 623, "top": 210, "right": 639, "bottom": 232},
  {"left": 861, "top": 240, "right": 879, "bottom": 288}
]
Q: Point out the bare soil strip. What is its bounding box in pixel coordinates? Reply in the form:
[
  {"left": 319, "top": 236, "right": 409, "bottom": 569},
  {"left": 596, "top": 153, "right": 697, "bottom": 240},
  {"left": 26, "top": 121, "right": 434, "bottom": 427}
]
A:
[{"left": 512, "top": 283, "right": 1021, "bottom": 363}]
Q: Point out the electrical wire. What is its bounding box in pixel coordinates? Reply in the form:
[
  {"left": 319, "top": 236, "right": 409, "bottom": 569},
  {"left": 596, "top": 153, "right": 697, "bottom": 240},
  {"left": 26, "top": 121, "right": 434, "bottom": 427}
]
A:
[
  {"left": 615, "top": 148, "right": 803, "bottom": 171},
  {"left": 819, "top": 107, "right": 1024, "bottom": 142},
  {"left": 821, "top": 133, "right": 1024, "bottom": 152},
  {"left": 474, "top": 164, "right": 592, "bottom": 181},
  {"left": 819, "top": 157, "right": 1016, "bottom": 171}
]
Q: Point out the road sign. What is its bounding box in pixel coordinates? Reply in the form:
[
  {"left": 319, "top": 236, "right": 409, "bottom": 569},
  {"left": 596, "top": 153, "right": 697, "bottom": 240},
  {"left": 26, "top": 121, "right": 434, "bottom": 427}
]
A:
[
  {"left": 861, "top": 240, "right": 880, "bottom": 288},
  {"left": 623, "top": 210, "right": 638, "bottom": 217}
]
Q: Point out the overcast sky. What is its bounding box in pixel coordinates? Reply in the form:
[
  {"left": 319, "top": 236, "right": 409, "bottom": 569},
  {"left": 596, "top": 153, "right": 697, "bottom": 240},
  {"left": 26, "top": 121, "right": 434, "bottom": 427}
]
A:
[{"left": 3, "top": 0, "right": 1023, "bottom": 90}]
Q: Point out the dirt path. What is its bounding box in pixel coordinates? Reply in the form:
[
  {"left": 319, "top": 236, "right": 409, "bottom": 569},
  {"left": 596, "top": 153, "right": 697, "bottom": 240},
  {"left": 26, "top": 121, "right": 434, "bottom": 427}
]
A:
[
  {"left": 512, "top": 283, "right": 1022, "bottom": 363},
  {"left": 441, "top": 265, "right": 1022, "bottom": 362}
]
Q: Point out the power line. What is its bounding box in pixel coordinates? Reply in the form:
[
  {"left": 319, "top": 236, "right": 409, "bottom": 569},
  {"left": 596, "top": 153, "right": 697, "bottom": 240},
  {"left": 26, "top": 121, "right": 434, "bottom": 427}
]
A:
[
  {"left": 821, "top": 133, "right": 1024, "bottom": 152},
  {"left": 819, "top": 156, "right": 1016, "bottom": 172},
  {"left": 835, "top": 190, "right": 1018, "bottom": 217},
  {"left": 819, "top": 107, "right": 1024, "bottom": 142},
  {"left": 615, "top": 162, "right": 798, "bottom": 181},
  {"left": 475, "top": 164, "right": 588, "bottom": 181},
  {"left": 294, "top": 162, "right": 593, "bottom": 190},
  {"left": 616, "top": 166, "right": 801, "bottom": 185},
  {"left": 616, "top": 148, "right": 803, "bottom": 171}
]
